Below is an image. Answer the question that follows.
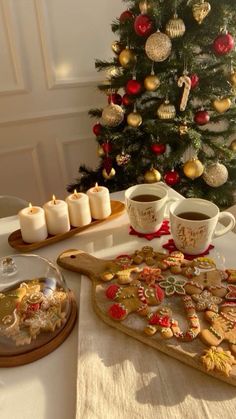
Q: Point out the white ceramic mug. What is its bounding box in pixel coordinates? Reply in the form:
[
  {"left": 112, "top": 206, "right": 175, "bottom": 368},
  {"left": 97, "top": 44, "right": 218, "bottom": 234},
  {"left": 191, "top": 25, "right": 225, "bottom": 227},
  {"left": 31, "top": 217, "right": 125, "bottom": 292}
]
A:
[
  {"left": 125, "top": 184, "right": 178, "bottom": 234},
  {"left": 169, "top": 198, "right": 236, "bottom": 255}
]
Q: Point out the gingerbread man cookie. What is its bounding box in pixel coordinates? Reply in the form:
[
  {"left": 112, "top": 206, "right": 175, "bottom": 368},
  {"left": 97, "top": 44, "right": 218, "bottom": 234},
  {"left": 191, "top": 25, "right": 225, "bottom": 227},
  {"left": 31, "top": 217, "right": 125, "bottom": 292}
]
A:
[
  {"left": 132, "top": 246, "right": 156, "bottom": 266},
  {"left": 184, "top": 269, "right": 227, "bottom": 298},
  {"left": 200, "top": 302, "right": 236, "bottom": 355},
  {"left": 144, "top": 307, "right": 180, "bottom": 339},
  {"left": 105, "top": 280, "right": 164, "bottom": 321}
]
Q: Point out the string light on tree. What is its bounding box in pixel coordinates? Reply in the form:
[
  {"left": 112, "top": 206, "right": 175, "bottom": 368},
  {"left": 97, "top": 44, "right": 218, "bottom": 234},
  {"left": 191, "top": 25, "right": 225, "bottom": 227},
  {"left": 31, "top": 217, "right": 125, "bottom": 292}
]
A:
[{"left": 203, "top": 162, "right": 228, "bottom": 187}]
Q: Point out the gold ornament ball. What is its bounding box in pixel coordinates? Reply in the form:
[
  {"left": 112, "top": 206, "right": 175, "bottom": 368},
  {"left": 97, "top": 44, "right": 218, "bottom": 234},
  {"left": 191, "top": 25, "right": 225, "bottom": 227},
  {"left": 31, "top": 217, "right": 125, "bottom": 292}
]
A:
[
  {"left": 144, "top": 74, "right": 160, "bottom": 91},
  {"left": 183, "top": 158, "right": 204, "bottom": 180},
  {"left": 230, "top": 71, "right": 236, "bottom": 87},
  {"left": 145, "top": 31, "right": 172, "bottom": 62},
  {"left": 127, "top": 112, "right": 142, "bottom": 127},
  {"left": 101, "top": 104, "right": 124, "bottom": 127},
  {"left": 144, "top": 168, "right": 161, "bottom": 183},
  {"left": 157, "top": 100, "right": 176, "bottom": 120},
  {"left": 192, "top": 1, "right": 211, "bottom": 24},
  {"left": 97, "top": 145, "right": 105, "bottom": 157},
  {"left": 119, "top": 48, "right": 136, "bottom": 69},
  {"left": 203, "top": 163, "right": 228, "bottom": 187},
  {"left": 139, "top": 0, "right": 152, "bottom": 14},
  {"left": 111, "top": 40, "right": 124, "bottom": 55},
  {"left": 229, "top": 139, "right": 236, "bottom": 152},
  {"left": 165, "top": 14, "right": 186, "bottom": 38},
  {"left": 102, "top": 167, "right": 116, "bottom": 180}
]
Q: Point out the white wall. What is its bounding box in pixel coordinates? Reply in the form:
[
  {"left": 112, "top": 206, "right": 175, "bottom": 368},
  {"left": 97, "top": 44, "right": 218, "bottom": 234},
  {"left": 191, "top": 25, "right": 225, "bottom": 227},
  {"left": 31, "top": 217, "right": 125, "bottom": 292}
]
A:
[{"left": 0, "top": 0, "right": 123, "bottom": 204}]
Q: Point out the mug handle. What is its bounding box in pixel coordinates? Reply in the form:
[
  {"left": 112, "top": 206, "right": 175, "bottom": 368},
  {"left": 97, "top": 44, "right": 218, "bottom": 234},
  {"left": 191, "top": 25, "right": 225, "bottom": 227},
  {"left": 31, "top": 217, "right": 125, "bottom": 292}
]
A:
[
  {"left": 213, "top": 211, "right": 236, "bottom": 238},
  {"left": 164, "top": 198, "right": 179, "bottom": 218}
]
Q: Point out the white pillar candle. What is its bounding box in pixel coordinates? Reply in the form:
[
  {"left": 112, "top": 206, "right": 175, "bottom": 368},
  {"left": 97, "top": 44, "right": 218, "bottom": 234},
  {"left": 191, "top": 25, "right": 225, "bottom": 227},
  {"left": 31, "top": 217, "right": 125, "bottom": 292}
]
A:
[
  {"left": 43, "top": 195, "right": 70, "bottom": 235},
  {"left": 19, "top": 203, "right": 48, "bottom": 243},
  {"left": 87, "top": 184, "right": 111, "bottom": 220},
  {"left": 66, "top": 191, "right": 92, "bottom": 227}
]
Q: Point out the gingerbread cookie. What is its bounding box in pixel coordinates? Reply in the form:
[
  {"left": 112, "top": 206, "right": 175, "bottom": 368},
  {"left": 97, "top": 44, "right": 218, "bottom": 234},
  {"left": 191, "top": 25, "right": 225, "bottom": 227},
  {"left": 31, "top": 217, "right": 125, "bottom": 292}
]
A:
[
  {"left": 226, "top": 269, "right": 236, "bottom": 284},
  {"left": 184, "top": 269, "right": 227, "bottom": 297},
  {"left": 159, "top": 276, "right": 186, "bottom": 296},
  {"left": 174, "top": 295, "right": 201, "bottom": 342},
  {"left": 105, "top": 280, "right": 164, "bottom": 321},
  {"left": 201, "top": 346, "right": 236, "bottom": 377},
  {"left": 144, "top": 307, "right": 180, "bottom": 339},
  {"left": 192, "top": 290, "right": 222, "bottom": 312},
  {"left": 137, "top": 267, "right": 163, "bottom": 285},
  {"left": 200, "top": 302, "right": 236, "bottom": 355},
  {"left": 225, "top": 285, "right": 236, "bottom": 301},
  {"left": 132, "top": 246, "right": 156, "bottom": 265}
]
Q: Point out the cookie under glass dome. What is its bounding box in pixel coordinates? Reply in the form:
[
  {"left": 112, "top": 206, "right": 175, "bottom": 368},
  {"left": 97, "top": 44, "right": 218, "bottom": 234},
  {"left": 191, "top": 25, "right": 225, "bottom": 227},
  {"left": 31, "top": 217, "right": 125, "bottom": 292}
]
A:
[{"left": 0, "top": 253, "right": 73, "bottom": 361}]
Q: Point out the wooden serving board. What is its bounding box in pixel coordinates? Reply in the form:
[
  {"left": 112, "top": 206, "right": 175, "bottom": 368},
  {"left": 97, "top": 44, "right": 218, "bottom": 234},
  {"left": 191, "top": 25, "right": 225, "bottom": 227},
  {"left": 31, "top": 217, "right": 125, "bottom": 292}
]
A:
[
  {"left": 8, "top": 200, "right": 124, "bottom": 252},
  {"left": 0, "top": 291, "right": 77, "bottom": 367},
  {"left": 57, "top": 249, "right": 236, "bottom": 386}
]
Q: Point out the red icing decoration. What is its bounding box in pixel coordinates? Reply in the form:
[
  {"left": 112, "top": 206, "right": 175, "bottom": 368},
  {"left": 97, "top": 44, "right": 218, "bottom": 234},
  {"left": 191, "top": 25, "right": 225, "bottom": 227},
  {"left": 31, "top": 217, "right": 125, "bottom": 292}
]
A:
[
  {"left": 106, "top": 284, "right": 120, "bottom": 300},
  {"left": 162, "top": 239, "right": 214, "bottom": 261},
  {"left": 129, "top": 220, "right": 170, "bottom": 240},
  {"left": 154, "top": 284, "right": 165, "bottom": 302},
  {"left": 149, "top": 314, "right": 170, "bottom": 328},
  {"left": 108, "top": 303, "right": 127, "bottom": 320}
]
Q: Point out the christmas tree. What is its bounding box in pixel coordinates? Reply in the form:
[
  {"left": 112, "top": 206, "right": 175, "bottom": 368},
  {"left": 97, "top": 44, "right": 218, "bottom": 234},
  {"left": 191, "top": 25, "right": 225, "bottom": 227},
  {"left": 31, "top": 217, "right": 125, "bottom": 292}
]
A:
[{"left": 68, "top": 0, "right": 236, "bottom": 208}]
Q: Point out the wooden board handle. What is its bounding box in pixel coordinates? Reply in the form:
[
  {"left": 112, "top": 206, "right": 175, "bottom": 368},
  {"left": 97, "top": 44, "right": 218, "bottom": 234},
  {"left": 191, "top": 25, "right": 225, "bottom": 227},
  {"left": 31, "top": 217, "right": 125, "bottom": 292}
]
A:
[{"left": 57, "top": 249, "right": 116, "bottom": 281}]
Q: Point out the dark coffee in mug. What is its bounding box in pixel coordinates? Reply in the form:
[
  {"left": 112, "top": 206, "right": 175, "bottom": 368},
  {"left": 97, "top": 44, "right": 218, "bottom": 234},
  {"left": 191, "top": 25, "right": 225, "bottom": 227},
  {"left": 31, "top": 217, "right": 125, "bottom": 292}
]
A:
[
  {"left": 131, "top": 194, "right": 161, "bottom": 202},
  {"left": 177, "top": 211, "right": 210, "bottom": 221}
]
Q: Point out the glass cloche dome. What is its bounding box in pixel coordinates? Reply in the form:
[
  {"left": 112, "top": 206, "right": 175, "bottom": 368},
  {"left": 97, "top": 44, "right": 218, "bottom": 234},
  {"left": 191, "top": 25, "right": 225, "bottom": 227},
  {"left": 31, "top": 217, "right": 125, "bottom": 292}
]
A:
[{"left": 0, "top": 254, "right": 75, "bottom": 365}]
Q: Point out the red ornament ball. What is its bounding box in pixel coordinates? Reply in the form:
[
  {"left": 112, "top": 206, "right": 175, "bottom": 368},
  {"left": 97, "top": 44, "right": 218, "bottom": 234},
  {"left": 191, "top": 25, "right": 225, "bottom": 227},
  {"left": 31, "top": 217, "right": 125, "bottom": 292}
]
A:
[
  {"left": 102, "top": 142, "right": 112, "bottom": 154},
  {"left": 194, "top": 110, "right": 210, "bottom": 125},
  {"left": 213, "top": 32, "right": 235, "bottom": 55},
  {"left": 122, "top": 93, "right": 133, "bottom": 107},
  {"left": 119, "top": 10, "right": 134, "bottom": 22},
  {"left": 108, "top": 93, "right": 122, "bottom": 105},
  {"left": 151, "top": 143, "right": 166, "bottom": 155},
  {"left": 93, "top": 123, "right": 102, "bottom": 136},
  {"left": 134, "top": 14, "right": 154, "bottom": 37},
  {"left": 190, "top": 74, "right": 199, "bottom": 89},
  {"left": 164, "top": 170, "right": 180, "bottom": 186},
  {"left": 125, "top": 79, "right": 142, "bottom": 95}
]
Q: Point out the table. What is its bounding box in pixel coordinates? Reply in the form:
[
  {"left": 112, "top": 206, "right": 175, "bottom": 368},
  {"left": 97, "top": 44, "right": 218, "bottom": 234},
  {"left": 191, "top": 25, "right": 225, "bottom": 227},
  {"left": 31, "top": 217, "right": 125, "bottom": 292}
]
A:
[{"left": 0, "top": 186, "right": 236, "bottom": 419}]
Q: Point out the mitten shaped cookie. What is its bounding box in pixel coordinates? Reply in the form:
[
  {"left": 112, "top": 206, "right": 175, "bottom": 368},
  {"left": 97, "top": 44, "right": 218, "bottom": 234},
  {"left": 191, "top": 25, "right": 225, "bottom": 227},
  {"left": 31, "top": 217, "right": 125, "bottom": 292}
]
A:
[
  {"left": 105, "top": 280, "right": 164, "bottom": 321},
  {"left": 200, "top": 302, "right": 236, "bottom": 355},
  {"left": 184, "top": 269, "right": 227, "bottom": 297}
]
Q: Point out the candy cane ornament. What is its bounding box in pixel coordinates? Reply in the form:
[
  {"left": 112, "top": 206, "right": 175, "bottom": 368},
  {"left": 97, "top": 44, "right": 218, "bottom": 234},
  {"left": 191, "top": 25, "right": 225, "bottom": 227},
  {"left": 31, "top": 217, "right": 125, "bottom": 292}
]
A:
[{"left": 178, "top": 74, "right": 191, "bottom": 111}]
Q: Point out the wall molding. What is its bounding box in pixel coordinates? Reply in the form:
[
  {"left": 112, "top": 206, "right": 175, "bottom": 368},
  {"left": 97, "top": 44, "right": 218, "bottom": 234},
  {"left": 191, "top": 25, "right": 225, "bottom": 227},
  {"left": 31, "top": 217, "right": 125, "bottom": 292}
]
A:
[
  {"left": 34, "top": 0, "right": 103, "bottom": 89},
  {"left": 0, "top": 103, "right": 105, "bottom": 126},
  {"left": 0, "top": 144, "right": 46, "bottom": 202},
  {"left": 0, "top": 0, "right": 26, "bottom": 94},
  {"left": 56, "top": 136, "right": 95, "bottom": 185}
]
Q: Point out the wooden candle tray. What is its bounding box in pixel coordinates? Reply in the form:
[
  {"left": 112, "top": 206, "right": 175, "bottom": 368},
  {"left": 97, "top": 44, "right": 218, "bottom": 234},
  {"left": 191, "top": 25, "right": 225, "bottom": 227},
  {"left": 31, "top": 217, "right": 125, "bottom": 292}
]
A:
[{"left": 8, "top": 200, "right": 125, "bottom": 252}]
